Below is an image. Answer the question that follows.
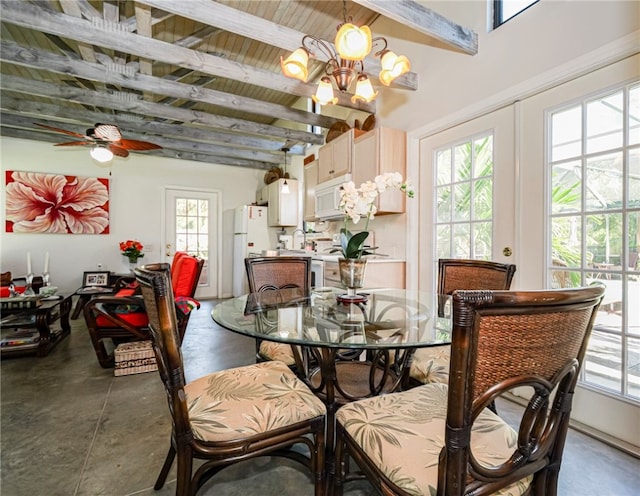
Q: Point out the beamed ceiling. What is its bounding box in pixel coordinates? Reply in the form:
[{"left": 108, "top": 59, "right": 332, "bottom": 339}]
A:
[{"left": 0, "top": 0, "right": 477, "bottom": 170}]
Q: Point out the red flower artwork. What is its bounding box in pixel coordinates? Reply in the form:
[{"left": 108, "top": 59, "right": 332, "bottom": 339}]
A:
[{"left": 5, "top": 170, "right": 110, "bottom": 234}]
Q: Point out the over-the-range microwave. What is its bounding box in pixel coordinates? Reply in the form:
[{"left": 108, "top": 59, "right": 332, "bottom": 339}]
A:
[{"left": 315, "top": 174, "right": 351, "bottom": 220}]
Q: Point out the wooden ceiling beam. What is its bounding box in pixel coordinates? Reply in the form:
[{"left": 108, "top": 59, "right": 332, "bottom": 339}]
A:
[
  {"left": 352, "top": 0, "right": 478, "bottom": 55},
  {"left": 0, "top": 0, "right": 375, "bottom": 113},
  {"left": 135, "top": 0, "right": 417, "bottom": 92},
  {"left": 0, "top": 96, "right": 307, "bottom": 155},
  {"left": 0, "top": 40, "right": 340, "bottom": 132},
  {"left": 0, "top": 126, "right": 273, "bottom": 169},
  {"left": 1, "top": 74, "right": 323, "bottom": 146}
]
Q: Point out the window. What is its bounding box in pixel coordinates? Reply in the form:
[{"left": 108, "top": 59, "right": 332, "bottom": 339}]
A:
[
  {"left": 547, "top": 82, "right": 640, "bottom": 400},
  {"left": 493, "top": 0, "right": 539, "bottom": 28},
  {"left": 434, "top": 133, "right": 494, "bottom": 260}
]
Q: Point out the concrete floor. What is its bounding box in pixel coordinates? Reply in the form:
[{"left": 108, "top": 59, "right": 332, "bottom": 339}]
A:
[{"left": 1, "top": 299, "right": 639, "bottom": 496}]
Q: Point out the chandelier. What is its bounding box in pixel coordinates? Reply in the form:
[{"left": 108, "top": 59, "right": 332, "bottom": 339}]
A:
[{"left": 280, "top": 5, "right": 410, "bottom": 105}]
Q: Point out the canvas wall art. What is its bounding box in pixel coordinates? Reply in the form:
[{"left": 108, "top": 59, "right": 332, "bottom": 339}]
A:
[{"left": 5, "top": 170, "right": 110, "bottom": 234}]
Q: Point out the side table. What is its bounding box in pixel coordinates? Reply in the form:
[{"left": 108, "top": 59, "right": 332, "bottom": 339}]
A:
[
  {"left": 71, "top": 272, "right": 131, "bottom": 320},
  {"left": 71, "top": 286, "right": 116, "bottom": 319},
  {"left": 0, "top": 294, "right": 72, "bottom": 357}
]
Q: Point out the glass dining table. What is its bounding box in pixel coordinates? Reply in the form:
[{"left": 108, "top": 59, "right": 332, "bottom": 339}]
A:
[{"left": 211, "top": 286, "right": 453, "bottom": 471}]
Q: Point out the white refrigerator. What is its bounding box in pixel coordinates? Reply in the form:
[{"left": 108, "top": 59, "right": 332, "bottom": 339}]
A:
[{"left": 232, "top": 205, "right": 278, "bottom": 296}]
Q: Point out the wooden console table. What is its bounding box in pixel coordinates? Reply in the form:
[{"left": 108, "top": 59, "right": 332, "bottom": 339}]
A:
[{"left": 0, "top": 295, "right": 72, "bottom": 357}]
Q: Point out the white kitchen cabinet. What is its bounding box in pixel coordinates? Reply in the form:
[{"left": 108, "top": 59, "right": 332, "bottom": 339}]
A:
[
  {"left": 353, "top": 127, "right": 407, "bottom": 214},
  {"left": 267, "top": 178, "right": 298, "bottom": 227},
  {"left": 318, "top": 129, "right": 356, "bottom": 183},
  {"left": 255, "top": 184, "right": 269, "bottom": 205},
  {"left": 304, "top": 160, "right": 318, "bottom": 221},
  {"left": 323, "top": 259, "right": 405, "bottom": 289}
]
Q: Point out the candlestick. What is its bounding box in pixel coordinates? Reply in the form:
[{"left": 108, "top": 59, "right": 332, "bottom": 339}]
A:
[
  {"left": 44, "top": 251, "right": 50, "bottom": 273},
  {"left": 27, "top": 251, "right": 32, "bottom": 275}
]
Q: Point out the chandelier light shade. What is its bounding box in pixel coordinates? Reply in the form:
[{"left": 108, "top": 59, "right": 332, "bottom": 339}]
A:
[
  {"left": 280, "top": 47, "right": 310, "bottom": 82},
  {"left": 334, "top": 23, "right": 372, "bottom": 60},
  {"left": 90, "top": 145, "right": 114, "bottom": 163},
  {"left": 312, "top": 76, "right": 339, "bottom": 106},
  {"left": 379, "top": 50, "right": 411, "bottom": 86},
  {"left": 280, "top": 5, "right": 410, "bottom": 106}
]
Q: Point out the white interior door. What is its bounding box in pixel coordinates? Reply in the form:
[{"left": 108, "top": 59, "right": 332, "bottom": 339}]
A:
[
  {"left": 416, "top": 105, "right": 516, "bottom": 291},
  {"left": 164, "top": 187, "right": 220, "bottom": 299}
]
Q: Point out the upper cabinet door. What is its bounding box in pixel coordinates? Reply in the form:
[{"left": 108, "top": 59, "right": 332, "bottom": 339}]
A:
[
  {"left": 318, "top": 129, "right": 354, "bottom": 183},
  {"left": 353, "top": 127, "right": 407, "bottom": 214}
]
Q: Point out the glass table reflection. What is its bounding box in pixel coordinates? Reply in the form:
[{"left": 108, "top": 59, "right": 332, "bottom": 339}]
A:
[{"left": 212, "top": 287, "right": 452, "bottom": 462}]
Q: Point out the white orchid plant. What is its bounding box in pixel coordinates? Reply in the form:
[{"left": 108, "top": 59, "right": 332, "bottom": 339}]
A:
[{"left": 331, "top": 172, "right": 414, "bottom": 259}]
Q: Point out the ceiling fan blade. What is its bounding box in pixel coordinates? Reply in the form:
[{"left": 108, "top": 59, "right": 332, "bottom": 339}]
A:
[
  {"left": 117, "top": 139, "right": 162, "bottom": 151},
  {"left": 108, "top": 144, "right": 129, "bottom": 158},
  {"left": 53, "top": 141, "right": 95, "bottom": 147},
  {"left": 34, "top": 122, "right": 87, "bottom": 139}
]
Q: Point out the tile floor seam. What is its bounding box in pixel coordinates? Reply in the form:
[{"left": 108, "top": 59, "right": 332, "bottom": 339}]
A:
[{"left": 72, "top": 377, "right": 116, "bottom": 496}]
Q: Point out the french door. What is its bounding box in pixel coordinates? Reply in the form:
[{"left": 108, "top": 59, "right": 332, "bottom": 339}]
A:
[
  {"left": 164, "top": 187, "right": 220, "bottom": 299},
  {"left": 416, "top": 105, "right": 516, "bottom": 291}
]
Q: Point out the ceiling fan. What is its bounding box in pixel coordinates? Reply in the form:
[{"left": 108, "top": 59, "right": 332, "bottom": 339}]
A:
[{"left": 34, "top": 122, "right": 162, "bottom": 162}]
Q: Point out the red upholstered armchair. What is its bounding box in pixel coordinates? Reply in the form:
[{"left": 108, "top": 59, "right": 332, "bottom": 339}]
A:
[{"left": 83, "top": 252, "right": 204, "bottom": 368}]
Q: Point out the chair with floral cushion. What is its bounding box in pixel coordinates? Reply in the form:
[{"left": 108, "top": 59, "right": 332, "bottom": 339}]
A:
[
  {"left": 409, "top": 258, "right": 516, "bottom": 386},
  {"left": 334, "top": 285, "right": 604, "bottom": 496},
  {"left": 244, "top": 256, "right": 312, "bottom": 372},
  {"left": 134, "top": 262, "right": 326, "bottom": 496},
  {"left": 83, "top": 252, "right": 203, "bottom": 368}
]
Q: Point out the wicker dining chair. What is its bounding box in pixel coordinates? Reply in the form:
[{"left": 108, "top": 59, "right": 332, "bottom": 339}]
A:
[
  {"left": 334, "top": 285, "right": 604, "bottom": 496},
  {"left": 410, "top": 258, "right": 516, "bottom": 385},
  {"left": 244, "top": 256, "right": 312, "bottom": 372},
  {"left": 134, "top": 263, "right": 326, "bottom": 496}
]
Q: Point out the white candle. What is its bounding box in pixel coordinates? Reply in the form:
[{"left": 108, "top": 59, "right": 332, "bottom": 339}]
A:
[
  {"left": 44, "top": 252, "right": 50, "bottom": 273},
  {"left": 27, "top": 251, "right": 32, "bottom": 274}
]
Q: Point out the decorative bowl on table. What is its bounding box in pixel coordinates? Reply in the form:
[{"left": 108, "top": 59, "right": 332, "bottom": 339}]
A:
[{"left": 39, "top": 286, "right": 58, "bottom": 297}]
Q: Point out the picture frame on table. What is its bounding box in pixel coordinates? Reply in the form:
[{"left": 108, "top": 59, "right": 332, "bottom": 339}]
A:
[{"left": 82, "top": 271, "right": 110, "bottom": 287}]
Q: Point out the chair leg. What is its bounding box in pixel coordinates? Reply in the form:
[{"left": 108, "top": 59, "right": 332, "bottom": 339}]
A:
[
  {"left": 175, "top": 446, "right": 194, "bottom": 496},
  {"left": 89, "top": 334, "right": 115, "bottom": 368},
  {"left": 154, "top": 444, "right": 176, "bottom": 490}
]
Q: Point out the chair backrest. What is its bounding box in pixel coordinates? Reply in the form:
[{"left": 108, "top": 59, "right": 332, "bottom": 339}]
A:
[
  {"left": 134, "top": 263, "right": 192, "bottom": 439},
  {"left": 443, "top": 285, "right": 604, "bottom": 495},
  {"left": 437, "top": 258, "right": 516, "bottom": 295},
  {"left": 171, "top": 252, "right": 204, "bottom": 298},
  {"left": 437, "top": 258, "right": 516, "bottom": 317},
  {"left": 244, "top": 256, "right": 311, "bottom": 293}
]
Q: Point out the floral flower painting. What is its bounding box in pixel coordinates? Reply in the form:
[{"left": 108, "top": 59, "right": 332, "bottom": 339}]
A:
[{"left": 5, "top": 170, "right": 110, "bottom": 234}]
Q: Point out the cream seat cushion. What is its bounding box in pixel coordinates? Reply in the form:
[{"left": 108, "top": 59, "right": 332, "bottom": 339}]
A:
[
  {"left": 336, "top": 383, "right": 532, "bottom": 496},
  {"left": 259, "top": 341, "right": 297, "bottom": 366},
  {"left": 409, "top": 345, "right": 450, "bottom": 384},
  {"left": 185, "top": 361, "right": 325, "bottom": 442}
]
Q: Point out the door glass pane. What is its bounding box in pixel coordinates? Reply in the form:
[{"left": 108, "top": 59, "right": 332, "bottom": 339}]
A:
[
  {"left": 587, "top": 213, "right": 623, "bottom": 267},
  {"left": 586, "top": 91, "right": 623, "bottom": 154},
  {"left": 585, "top": 152, "right": 623, "bottom": 211},
  {"left": 474, "top": 179, "right": 492, "bottom": 220},
  {"left": 551, "top": 160, "right": 582, "bottom": 214},
  {"left": 584, "top": 330, "right": 622, "bottom": 392},
  {"left": 551, "top": 106, "right": 582, "bottom": 161},
  {"left": 627, "top": 336, "right": 640, "bottom": 399},
  {"left": 436, "top": 149, "right": 451, "bottom": 185},
  {"left": 436, "top": 186, "right": 451, "bottom": 222},
  {"left": 551, "top": 216, "right": 582, "bottom": 267},
  {"left": 630, "top": 148, "right": 640, "bottom": 207},
  {"left": 454, "top": 183, "right": 471, "bottom": 221},
  {"left": 453, "top": 224, "right": 470, "bottom": 258},
  {"left": 630, "top": 84, "right": 640, "bottom": 146}
]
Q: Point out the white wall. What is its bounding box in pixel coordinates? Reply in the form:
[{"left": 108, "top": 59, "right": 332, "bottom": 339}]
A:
[
  {"left": 375, "top": 0, "right": 639, "bottom": 132},
  {"left": 0, "top": 138, "right": 265, "bottom": 296}
]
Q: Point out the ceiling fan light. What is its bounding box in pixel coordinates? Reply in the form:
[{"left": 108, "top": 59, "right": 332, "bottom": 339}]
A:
[
  {"left": 312, "top": 77, "right": 338, "bottom": 106},
  {"left": 280, "top": 48, "right": 309, "bottom": 81},
  {"left": 379, "top": 50, "right": 411, "bottom": 86},
  {"left": 90, "top": 145, "right": 114, "bottom": 163},
  {"left": 335, "top": 23, "right": 372, "bottom": 60},
  {"left": 351, "top": 74, "right": 377, "bottom": 103}
]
